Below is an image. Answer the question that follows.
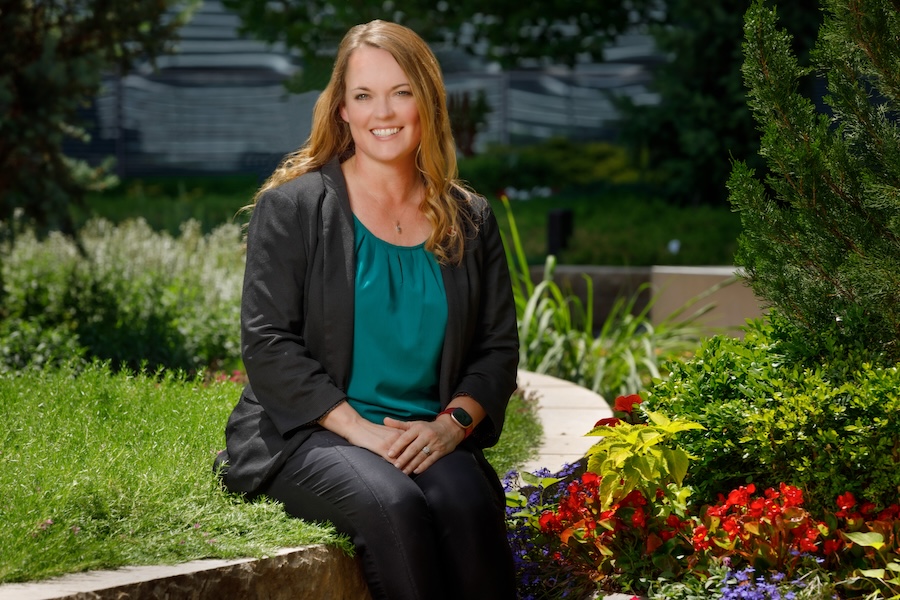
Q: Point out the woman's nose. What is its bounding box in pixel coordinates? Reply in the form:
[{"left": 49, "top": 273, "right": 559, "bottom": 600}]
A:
[{"left": 374, "top": 96, "right": 394, "bottom": 118}]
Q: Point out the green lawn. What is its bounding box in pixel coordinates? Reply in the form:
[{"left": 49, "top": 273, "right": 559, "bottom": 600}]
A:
[{"left": 0, "top": 363, "right": 541, "bottom": 584}]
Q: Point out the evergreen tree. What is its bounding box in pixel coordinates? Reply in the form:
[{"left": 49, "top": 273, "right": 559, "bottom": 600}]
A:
[
  {"left": 729, "top": 0, "right": 900, "bottom": 361},
  {"left": 0, "top": 0, "right": 195, "bottom": 238}
]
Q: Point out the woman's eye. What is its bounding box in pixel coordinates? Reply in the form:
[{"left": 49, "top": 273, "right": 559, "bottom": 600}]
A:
[{"left": 355, "top": 93, "right": 369, "bottom": 101}]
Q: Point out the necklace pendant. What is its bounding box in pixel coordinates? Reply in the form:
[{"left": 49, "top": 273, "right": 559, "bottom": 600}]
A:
[{"left": 396, "top": 222, "right": 402, "bottom": 234}]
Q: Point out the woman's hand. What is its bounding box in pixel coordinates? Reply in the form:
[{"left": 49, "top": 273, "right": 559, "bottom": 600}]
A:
[
  {"left": 318, "top": 402, "right": 405, "bottom": 460},
  {"left": 384, "top": 416, "right": 465, "bottom": 475}
]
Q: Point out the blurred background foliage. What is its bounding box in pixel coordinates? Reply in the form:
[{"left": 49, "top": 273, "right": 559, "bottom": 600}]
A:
[
  {"left": 616, "top": 0, "right": 824, "bottom": 207},
  {"left": 0, "top": 0, "right": 198, "bottom": 239},
  {"left": 0, "top": 0, "right": 827, "bottom": 374},
  {"left": 2, "top": 0, "right": 824, "bottom": 253}
]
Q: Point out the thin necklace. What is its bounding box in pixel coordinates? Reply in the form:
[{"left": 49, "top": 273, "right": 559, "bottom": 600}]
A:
[
  {"left": 393, "top": 200, "right": 414, "bottom": 234},
  {"left": 373, "top": 190, "right": 419, "bottom": 235},
  {"left": 347, "top": 160, "right": 421, "bottom": 234}
]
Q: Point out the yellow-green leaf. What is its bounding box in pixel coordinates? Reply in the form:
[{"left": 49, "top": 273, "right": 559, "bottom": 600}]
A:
[{"left": 845, "top": 531, "right": 885, "bottom": 549}]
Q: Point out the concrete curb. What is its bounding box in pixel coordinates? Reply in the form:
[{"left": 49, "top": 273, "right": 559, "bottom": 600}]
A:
[
  {"left": 516, "top": 369, "right": 612, "bottom": 475},
  {"left": 0, "top": 545, "right": 370, "bottom": 600}
]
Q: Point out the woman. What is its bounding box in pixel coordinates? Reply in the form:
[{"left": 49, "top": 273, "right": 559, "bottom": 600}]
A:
[{"left": 216, "top": 19, "right": 519, "bottom": 600}]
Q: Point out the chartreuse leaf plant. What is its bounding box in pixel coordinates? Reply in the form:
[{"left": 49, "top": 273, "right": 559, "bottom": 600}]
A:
[
  {"left": 585, "top": 410, "right": 703, "bottom": 508},
  {"left": 521, "top": 400, "right": 706, "bottom": 593}
]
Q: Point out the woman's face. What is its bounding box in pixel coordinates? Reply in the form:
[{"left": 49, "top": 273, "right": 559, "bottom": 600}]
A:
[{"left": 339, "top": 45, "right": 422, "bottom": 169}]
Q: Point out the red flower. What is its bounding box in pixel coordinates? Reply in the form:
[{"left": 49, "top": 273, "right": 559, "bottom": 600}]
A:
[
  {"left": 620, "top": 489, "right": 647, "bottom": 508},
  {"left": 692, "top": 525, "right": 711, "bottom": 551},
  {"left": 614, "top": 394, "right": 643, "bottom": 414},
  {"left": 779, "top": 483, "right": 804, "bottom": 507},
  {"left": 721, "top": 516, "right": 741, "bottom": 541},
  {"left": 878, "top": 504, "right": 900, "bottom": 520},
  {"left": 666, "top": 514, "right": 683, "bottom": 530},
  {"left": 539, "top": 511, "right": 561, "bottom": 533},
  {"left": 594, "top": 417, "right": 622, "bottom": 428},
  {"left": 581, "top": 471, "right": 600, "bottom": 486},
  {"left": 631, "top": 506, "right": 647, "bottom": 528},
  {"left": 836, "top": 492, "right": 856, "bottom": 511},
  {"left": 859, "top": 501, "right": 877, "bottom": 516},
  {"left": 748, "top": 497, "right": 766, "bottom": 518},
  {"left": 823, "top": 538, "right": 843, "bottom": 555},
  {"left": 725, "top": 483, "right": 756, "bottom": 508},
  {"left": 795, "top": 526, "right": 820, "bottom": 553}
]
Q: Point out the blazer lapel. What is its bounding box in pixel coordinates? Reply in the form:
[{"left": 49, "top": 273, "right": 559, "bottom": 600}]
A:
[{"left": 319, "top": 158, "right": 356, "bottom": 390}]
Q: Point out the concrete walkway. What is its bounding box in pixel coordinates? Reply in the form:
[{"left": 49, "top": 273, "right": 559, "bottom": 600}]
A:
[
  {"left": 516, "top": 369, "right": 614, "bottom": 476},
  {"left": 0, "top": 371, "right": 618, "bottom": 600}
]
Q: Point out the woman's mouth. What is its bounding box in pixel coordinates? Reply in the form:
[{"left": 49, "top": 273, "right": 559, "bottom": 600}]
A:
[{"left": 371, "top": 127, "right": 401, "bottom": 137}]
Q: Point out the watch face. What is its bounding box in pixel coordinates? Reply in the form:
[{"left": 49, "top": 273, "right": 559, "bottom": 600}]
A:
[{"left": 452, "top": 407, "right": 473, "bottom": 428}]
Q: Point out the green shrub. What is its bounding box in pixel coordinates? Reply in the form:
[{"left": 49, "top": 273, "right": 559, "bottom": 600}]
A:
[
  {"left": 459, "top": 137, "right": 641, "bottom": 197},
  {"left": 0, "top": 318, "right": 85, "bottom": 372},
  {"left": 644, "top": 316, "right": 900, "bottom": 513},
  {"left": 0, "top": 218, "right": 244, "bottom": 373}
]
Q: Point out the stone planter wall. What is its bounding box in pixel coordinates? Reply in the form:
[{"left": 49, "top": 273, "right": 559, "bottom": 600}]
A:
[
  {"left": 528, "top": 264, "right": 764, "bottom": 337},
  {"left": 0, "top": 545, "right": 371, "bottom": 600}
]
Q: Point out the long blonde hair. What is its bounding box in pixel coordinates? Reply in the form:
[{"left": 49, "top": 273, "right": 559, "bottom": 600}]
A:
[{"left": 253, "top": 20, "right": 473, "bottom": 265}]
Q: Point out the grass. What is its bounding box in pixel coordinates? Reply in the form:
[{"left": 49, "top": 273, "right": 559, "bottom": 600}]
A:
[
  {"left": 0, "top": 362, "right": 542, "bottom": 584},
  {"left": 484, "top": 389, "right": 543, "bottom": 475}
]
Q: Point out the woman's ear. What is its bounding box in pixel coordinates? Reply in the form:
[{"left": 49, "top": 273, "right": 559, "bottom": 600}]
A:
[{"left": 339, "top": 104, "right": 349, "bottom": 123}]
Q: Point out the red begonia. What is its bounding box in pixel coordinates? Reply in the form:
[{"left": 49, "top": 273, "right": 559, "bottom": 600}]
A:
[{"left": 613, "top": 394, "right": 643, "bottom": 413}]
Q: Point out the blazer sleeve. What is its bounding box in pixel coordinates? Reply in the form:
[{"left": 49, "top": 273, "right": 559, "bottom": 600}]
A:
[
  {"left": 240, "top": 185, "right": 347, "bottom": 437},
  {"left": 451, "top": 201, "right": 520, "bottom": 447}
]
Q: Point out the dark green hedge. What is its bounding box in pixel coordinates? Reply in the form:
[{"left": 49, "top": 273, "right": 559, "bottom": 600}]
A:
[{"left": 644, "top": 315, "right": 900, "bottom": 514}]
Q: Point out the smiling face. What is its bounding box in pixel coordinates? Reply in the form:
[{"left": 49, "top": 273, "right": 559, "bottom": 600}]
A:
[{"left": 339, "top": 45, "right": 422, "bottom": 169}]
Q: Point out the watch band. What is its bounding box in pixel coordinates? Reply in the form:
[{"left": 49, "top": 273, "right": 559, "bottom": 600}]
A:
[{"left": 438, "top": 407, "right": 474, "bottom": 439}]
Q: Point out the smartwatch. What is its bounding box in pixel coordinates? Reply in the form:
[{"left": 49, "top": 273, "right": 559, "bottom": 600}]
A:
[{"left": 438, "top": 407, "right": 474, "bottom": 438}]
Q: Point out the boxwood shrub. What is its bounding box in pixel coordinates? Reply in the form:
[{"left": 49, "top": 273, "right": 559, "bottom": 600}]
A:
[
  {"left": 0, "top": 218, "right": 244, "bottom": 374},
  {"left": 644, "top": 315, "right": 900, "bottom": 514}
]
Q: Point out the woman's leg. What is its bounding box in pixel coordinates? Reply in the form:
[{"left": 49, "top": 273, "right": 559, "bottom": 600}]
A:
[
  {"left": 262, "top": 429, "right": 446, "bottom": 600},
  {"left": 414, "top": 448, "right": 517, "bottom": 600}
]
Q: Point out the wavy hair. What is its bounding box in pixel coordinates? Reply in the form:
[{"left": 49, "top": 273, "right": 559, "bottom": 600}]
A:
[{"left": 251, "top": 20, "right": 474, "bottom": 265}]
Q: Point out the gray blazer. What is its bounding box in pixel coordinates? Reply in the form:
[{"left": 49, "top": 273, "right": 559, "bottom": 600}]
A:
[{"left": 219, "top": 158, "right": 519, "bottom": 495}]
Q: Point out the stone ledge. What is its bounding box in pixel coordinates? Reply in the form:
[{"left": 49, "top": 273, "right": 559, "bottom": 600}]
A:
[{"left": 0, "top": 544, "right": 371, "bottom": 600}]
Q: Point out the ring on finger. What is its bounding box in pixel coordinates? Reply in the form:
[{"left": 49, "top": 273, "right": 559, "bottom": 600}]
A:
[{"left": 421, "top": 445, "right": 432, "bottom": 456}]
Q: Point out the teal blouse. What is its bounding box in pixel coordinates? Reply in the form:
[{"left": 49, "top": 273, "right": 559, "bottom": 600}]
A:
[{"left": 346, "top": 216, "right": 448, "bottom": 424}]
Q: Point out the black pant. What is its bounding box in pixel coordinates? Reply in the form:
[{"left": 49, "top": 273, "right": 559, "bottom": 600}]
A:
[{"left": 262, "top": 429, "right": 516, "bottom": 600}]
